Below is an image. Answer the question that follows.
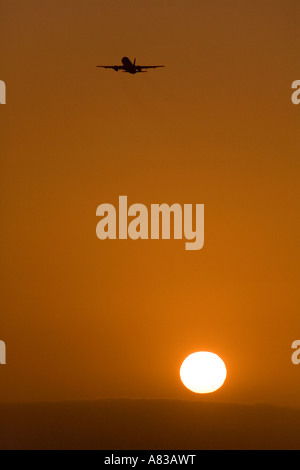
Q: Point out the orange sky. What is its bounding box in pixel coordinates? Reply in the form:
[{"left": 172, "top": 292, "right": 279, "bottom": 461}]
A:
[{"left": 0, "top": 0, "right": 299, "bottom": 405}]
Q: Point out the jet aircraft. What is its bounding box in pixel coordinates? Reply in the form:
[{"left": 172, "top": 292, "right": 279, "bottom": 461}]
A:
[{"left": 96, "top": 57, "right": 165, "bottom": 74}]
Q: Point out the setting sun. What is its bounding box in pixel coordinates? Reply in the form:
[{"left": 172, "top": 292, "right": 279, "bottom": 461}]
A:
[{"left": 180, "top": 352, "right": 227, "bottom": 394}]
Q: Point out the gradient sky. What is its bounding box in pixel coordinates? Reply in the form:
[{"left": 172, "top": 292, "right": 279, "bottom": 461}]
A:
[{"left": 0, "top": 0, "right": 299, "bottom": 405}]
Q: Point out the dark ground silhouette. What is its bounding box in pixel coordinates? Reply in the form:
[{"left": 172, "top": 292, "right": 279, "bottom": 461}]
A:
[{"left": 0, "top": 398, "right": 299, "bottom": 450}]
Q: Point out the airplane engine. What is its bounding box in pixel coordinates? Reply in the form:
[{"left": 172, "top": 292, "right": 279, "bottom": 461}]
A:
[
  {"left": 113, "top": 66, "right": 119, "bottom": 72},
  {"left": 136, "top": 66, "right": 142, "bottom": 72}
]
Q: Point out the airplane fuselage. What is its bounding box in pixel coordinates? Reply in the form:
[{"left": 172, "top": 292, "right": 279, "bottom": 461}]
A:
[{"left": 122, "top": 57, "right": 137, "bottom": 74}]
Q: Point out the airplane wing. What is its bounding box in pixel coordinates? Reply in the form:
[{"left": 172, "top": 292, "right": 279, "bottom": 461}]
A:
[
  {"left": 138, "top": 65, "right": 165, "bottom": 69},
  {"left": 96, "top": 65, "right": 124, "bottom": 70}
]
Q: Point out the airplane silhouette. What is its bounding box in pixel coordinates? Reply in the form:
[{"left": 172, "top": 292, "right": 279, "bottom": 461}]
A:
[{"left": 96, "top": 57, "right": 165, "bottom": 74}]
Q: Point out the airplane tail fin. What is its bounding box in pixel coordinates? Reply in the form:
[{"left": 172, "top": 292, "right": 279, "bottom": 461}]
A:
[{"left": 133, "top": 58, "right": 136, "bottom": 66}]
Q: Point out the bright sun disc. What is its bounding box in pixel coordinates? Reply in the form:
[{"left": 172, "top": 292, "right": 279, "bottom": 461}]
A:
[{"left": 180, "top": 351, "right": 227, "bottom": 393}]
